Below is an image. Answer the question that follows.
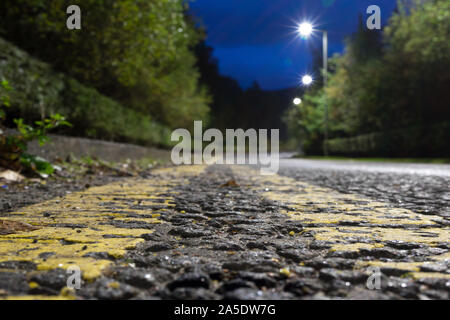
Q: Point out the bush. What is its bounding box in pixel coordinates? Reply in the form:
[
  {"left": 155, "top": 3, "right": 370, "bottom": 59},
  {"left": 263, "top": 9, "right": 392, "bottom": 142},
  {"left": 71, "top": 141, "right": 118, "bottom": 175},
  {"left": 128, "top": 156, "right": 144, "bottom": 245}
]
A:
[
  {"left": 0, "top": 37, "right": 171, "bottom": 147},
  {"left": 289, "top": 0, "right": 450, "bottom": 156},
  {"left": 0, "top": 0, "right": 210, "bottom": 130},
  {"left": 325, "top": 122, "right": 450, "bottom": 157}
]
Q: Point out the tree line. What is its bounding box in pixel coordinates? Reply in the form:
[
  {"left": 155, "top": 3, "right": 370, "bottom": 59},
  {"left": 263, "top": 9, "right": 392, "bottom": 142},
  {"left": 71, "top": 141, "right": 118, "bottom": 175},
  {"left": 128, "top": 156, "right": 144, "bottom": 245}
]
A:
[
  {"left": 285, "top": 0, "right": 450, "bottom": 156},
  {"left": 0, "top": 0, "right": 292, "bottom": 143},
  {"left": 0, "top": 0, "right": 209, "bottom": 133},
  {"left": 194, "top": 41, "right": 293, "bottom": 141}
]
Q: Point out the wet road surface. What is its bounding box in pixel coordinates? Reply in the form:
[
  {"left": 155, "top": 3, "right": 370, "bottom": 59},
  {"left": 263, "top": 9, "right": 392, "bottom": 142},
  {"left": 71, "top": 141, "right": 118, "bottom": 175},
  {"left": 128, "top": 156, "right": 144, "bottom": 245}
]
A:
[{"left": 1, "top": 163, "right": 449, "bottom": 300}]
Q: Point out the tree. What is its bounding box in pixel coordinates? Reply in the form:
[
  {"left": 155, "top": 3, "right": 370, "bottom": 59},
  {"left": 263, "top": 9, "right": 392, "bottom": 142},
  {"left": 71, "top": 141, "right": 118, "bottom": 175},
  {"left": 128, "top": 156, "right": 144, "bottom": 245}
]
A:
[
  {"left": 195, "top": 41, "right": 243, "bottom": 131},
  {"left": 287, "top": 0, "right": 450, "bottom": 156},
  {"left": 0, "top": 0, "right": 210, "bottom": 130}
]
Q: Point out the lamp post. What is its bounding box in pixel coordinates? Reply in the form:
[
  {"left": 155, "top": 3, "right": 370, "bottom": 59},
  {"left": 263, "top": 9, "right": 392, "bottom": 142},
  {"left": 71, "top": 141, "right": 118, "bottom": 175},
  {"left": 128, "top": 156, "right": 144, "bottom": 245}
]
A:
[{"left": 298, "top": 22, "right": 329, "bottom": 156}]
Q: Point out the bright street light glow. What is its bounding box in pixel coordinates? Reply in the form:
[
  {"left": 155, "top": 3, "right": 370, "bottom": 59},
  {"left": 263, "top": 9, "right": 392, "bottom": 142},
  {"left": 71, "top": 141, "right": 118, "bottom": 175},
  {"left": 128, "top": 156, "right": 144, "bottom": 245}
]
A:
[
  {"left": 293, "top": 98, "right": 302, "bottom": 105},
  {"left": 302, "top": 75, "right": 313, "bottom": 86},
  {"left": 298, "top": 22, "right": 313, "bottom": 37}
]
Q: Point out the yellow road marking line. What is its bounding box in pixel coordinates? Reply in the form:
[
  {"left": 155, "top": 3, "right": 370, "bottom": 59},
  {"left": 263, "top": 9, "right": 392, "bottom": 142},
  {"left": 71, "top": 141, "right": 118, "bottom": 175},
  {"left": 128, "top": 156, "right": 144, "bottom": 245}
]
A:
[
  {"left": 232, "top": 166, "right": 449, "bottom": 280},
  {"left": 0, "top": 165, "right": 205, "bottom": 292}
]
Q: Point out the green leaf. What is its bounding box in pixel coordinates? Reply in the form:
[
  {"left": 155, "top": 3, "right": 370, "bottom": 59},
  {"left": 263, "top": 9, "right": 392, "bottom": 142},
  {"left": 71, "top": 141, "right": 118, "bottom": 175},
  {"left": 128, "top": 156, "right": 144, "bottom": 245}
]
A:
[
  {"left": 1, "top": 80, "right": 11, "bottom": 91},
  {"left": 38, "top": 135, "right": 49, "bottom": 146},
  {"left": 20, "top": 154, "right": 54, "bottom": 176}
]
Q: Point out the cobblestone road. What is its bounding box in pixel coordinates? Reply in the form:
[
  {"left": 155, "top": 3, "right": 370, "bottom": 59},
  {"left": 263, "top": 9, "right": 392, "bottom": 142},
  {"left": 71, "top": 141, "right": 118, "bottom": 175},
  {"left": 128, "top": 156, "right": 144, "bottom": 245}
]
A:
[{"left": 0, "top": 164, "right": 449, "bottom": 300}]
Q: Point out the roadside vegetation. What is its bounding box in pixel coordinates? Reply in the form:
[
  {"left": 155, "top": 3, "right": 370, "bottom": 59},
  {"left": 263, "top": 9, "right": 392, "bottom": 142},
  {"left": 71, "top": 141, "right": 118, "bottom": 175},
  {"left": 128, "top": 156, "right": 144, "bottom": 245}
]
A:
[
  {"left": 285, "top": 0, "right": 450, "bottom": 157},
  {"left": 0, "top": 0, "right": 211, "bottom": 177},
  {"left": 0, "top": 0, "right": 295, "bottom": 172},
  {"left": 1, "top": 79, "right": 71, "bottom": 177},
  {"left": 0, "top": 38, "right": 171, "bottom": 147},
  {"left": 0, "top": 0, "right": 210, "bottom": 136}
]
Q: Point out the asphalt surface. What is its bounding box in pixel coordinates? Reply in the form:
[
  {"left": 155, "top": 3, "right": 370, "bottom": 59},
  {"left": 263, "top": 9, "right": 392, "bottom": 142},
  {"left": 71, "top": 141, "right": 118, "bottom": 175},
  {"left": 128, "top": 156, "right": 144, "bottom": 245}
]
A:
[
  {"left": 0, "top": 160, "right": 449, "bottom": 300},
  {"left": 280, "top": 157, "right": 450, "bottom": 177},
  {"left": 278, "top": 158, "right": 450, "bottom": 219}
]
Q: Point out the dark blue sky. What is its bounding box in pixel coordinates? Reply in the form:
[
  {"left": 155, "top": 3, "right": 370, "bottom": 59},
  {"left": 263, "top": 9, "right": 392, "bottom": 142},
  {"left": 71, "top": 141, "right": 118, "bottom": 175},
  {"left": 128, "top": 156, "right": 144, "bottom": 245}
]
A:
[{"left": 189, "top": 0, "right": 397, "bottom": 90}]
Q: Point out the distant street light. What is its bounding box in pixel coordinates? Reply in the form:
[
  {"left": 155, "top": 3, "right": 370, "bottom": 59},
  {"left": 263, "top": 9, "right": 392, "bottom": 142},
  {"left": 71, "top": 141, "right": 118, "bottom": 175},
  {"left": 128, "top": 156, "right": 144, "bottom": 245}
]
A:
[
  {"left": 293, "top": 97, "right": 302, "bottom": 105},
  {"left": 298, "top": 22, "right": 313, "bottom": 37},
  {"left": 297, "top": 21, "right": 329, "bottom": 156},
  {"left": 301, "top": 75, "right": 313, "bottom": 86}
]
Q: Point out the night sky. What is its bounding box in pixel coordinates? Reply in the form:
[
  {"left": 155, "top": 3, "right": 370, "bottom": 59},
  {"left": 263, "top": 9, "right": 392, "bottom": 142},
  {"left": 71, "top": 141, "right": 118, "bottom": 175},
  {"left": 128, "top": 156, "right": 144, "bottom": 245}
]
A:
[{"left": 189, "top": 0, "right": 398, "bottom": 90}]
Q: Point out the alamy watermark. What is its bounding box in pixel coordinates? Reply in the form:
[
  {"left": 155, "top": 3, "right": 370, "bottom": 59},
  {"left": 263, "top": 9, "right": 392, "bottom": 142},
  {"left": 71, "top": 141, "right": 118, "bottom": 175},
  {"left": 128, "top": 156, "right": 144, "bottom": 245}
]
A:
[
  {"left": 66, "top": 5, "right": 81, "bottom": 30},
  {"left": 366, "top": 266, "right": 382, "bottom": 290},
  {"left": 367, "top": 5, "right": 381, "bottom": 30},
  {"left": 62, "top": 264, "right": 386, "bottom": 292},
  {"left": 171, "top": 121, "right": 279, "bottom": 175},
  {"left": 66, "top": 265, "right": 81, "bottom": 290},
  {"left": 65, "top": 4, "right": 382, "bottom": 31}
]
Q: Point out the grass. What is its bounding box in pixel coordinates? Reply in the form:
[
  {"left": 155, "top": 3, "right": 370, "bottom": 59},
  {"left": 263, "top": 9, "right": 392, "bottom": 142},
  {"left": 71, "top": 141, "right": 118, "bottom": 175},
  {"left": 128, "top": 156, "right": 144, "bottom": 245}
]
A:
[{"left": 294, "top": 155, "right": 450, "bottom": 164}]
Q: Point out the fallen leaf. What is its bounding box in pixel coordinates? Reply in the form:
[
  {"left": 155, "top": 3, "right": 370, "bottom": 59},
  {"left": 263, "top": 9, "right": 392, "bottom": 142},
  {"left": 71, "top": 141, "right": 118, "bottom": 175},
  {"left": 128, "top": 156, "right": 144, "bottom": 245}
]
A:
[
  {"left": 0, "top": 220, "right": 39, "bottom": 235},
  {"left": 0, "top": 170, "right": 25, "bottom": 182},
  {"left": 220, "top": 180, "right": 239, "bottom": 188}
]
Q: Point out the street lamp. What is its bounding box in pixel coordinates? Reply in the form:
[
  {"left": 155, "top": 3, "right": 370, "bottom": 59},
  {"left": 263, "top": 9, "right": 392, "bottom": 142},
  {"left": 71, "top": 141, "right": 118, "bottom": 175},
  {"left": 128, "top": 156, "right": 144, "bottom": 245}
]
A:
[
  {"left": 297, "top": 21, "right": 329, "bottom": 156},
  {"left": 298, "top": 22, "right": 313, "bottom": 37},
  {"left": 301, "top": 75, "right": 313, "bottom": 86},
  {"left": 293, "top": 97, "right": 302, "bottom": 105}
]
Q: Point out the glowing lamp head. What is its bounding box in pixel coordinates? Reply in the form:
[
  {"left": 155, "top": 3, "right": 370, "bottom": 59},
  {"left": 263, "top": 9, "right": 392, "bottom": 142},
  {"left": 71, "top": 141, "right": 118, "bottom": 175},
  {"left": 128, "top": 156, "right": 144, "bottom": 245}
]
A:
[
  {"left": 298, "top": 22, "right": 313, "bottom": 37},
  {"left": 302, "top": 75, "right": 313, "bottom": 86},
  {"left": 293, "top": 98, "right": 302, "bottom": 105}
]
